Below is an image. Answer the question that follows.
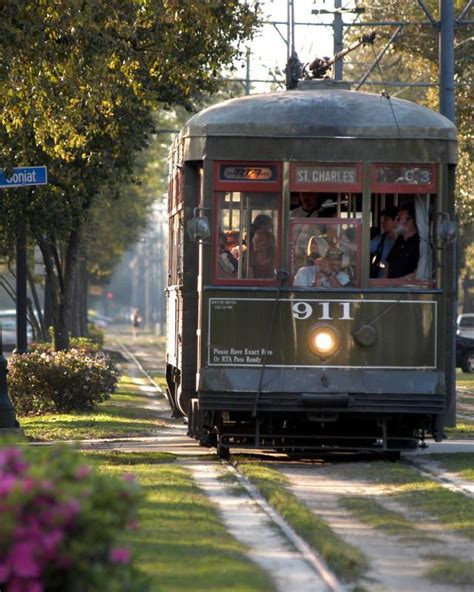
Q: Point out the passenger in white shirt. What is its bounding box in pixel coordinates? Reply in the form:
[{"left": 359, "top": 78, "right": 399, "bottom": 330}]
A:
[{"left": 294, "top": 248, "right": 351, "bottom": 288}]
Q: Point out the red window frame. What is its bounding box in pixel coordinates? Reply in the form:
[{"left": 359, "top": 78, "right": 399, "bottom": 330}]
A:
[
  {"left": 289, "top": 218, "right": 363, "bottom": 289},
  {"left": 213, "top": 161, "right": 282, "bottom": 287}
]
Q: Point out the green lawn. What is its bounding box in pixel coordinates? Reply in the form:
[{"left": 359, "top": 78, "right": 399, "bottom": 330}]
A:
[
  {"left": 86, "top": 451, "right": 275, "bottom": 592},
  {"left": 457, "top": 370, "right": 474, "bottom": 391},
  {"left": 20, "top": 380, "right": 168, "bottom": 442}
]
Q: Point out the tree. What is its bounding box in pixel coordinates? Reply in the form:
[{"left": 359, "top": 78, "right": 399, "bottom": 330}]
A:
[{"left": 0, "top": 0, "right": 261, "bottom": 349}]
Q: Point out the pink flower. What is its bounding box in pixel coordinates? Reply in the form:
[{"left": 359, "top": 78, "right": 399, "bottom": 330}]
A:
[
  {"left": 74, "top": 465, "right": 91, "bottom": 480},
  {"left": 122, "top": 472, "right": 136, "bottom": 483},
  {"left": 10, "top": 542, "right": 40, "bottom": 578},
  {"left": 0, "top": 447, "right": 27, "bottom": 475},
  {"left": 0, "top": 474, "right": 18, "bottom": 496},
  {"left": 21, "top": 477, "right": 36, "bottom": 494},
  {"left": 42, "top": 529, "right": 63, "bottom": 554},
  {"left": 0, "top": 561, "right": 10, "bottom": 582},
  {"left": 8, "top": 577, "right": 43, "bottom": 592},
  {"left": 109, "top": 546, "right": 130, "bottom": 564}
]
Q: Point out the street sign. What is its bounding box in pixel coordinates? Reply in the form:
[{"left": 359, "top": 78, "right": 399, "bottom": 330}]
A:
[{"left": 0, "top": 166, "right": 48, "bottom": 188}]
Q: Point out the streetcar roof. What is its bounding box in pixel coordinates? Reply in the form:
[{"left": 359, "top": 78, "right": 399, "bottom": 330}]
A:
[{"left": 182, "top": 87, "right": 456, "bottom": 142}]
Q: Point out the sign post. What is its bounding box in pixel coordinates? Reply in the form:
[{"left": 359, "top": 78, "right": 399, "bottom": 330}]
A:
[{"left": 0, "top": 166, "right": 48, "bottom": 431}]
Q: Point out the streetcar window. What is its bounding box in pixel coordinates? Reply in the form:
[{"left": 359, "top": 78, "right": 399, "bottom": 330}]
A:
[
  {"left": 369, "top": 193, "right": 436, "bottom": 287},
  {"left": 215, "top": 191, "right": 280, "bottom": 283},
  {"left": 290, "top": 191, "right": 362, "bottom": 220},
  {"left": 290, "top": 219, "right": 361, "bottom": 288}
]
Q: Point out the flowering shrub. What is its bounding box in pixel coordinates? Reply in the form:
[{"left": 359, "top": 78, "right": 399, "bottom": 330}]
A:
[
  {"left": 8, "top": 349, "right": 119, "bottom": 416},
  {"left": 32, "top": 337, "right": 101, "bottom": 356},
  {"left": 0, "top": 446, "right": 149, "bottom": 592}
]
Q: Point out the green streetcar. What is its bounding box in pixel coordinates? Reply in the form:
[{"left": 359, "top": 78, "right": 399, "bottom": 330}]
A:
[{"left": 166, "top": 80, "right": 457, "bottom": 459}]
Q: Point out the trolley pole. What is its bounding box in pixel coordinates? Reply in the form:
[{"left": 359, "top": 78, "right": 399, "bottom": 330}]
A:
[{"left": 439, "top": 0, "right": 455, "bottom": 122}]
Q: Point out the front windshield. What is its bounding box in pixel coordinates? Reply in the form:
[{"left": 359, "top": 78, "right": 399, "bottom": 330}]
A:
[{"left": 290, "top": 219, "right": 361, "bottom": 288}]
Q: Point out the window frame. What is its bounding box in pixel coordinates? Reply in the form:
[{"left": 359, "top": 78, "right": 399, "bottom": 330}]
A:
[
  {"left": 289, "top": 217, "right": 363, "bottom": 289},
  {"left": 212, "top": 161, "right": 283, "bottom": 287}
]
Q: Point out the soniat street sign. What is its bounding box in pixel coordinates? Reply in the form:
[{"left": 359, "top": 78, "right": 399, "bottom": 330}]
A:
[{"left": 0, "top": 166, "right": 48, "bottom": 188}]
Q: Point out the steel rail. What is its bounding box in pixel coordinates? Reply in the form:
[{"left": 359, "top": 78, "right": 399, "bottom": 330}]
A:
[
  {"left": 404, "top": 458, "right": 474, "bottom": 498},
  {"left": 224, "top": 460, "right": 344, "bottom": 592},
  {"left": 113, "top": 339, "right": 169, "bottom": 402}
]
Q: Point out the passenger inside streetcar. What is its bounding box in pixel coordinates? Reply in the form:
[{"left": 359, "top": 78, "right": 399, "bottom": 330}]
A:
[
  {"left": 249, "top": 228, "right": 276, "bottom": 279},
  {"left": 385, "top": 207, "right": 420, "bottom": 280},
  {"left": 294, "top": 248, "right": 351, "bottom": 288}
]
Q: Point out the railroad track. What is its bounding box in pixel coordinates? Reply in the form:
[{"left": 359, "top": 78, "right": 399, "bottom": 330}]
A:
[
  {"left": 118, "top": 339, "right": 474, "bottom": 592},
  {"left": 113, "top": 339, "right": 345, "bottom": 591}
]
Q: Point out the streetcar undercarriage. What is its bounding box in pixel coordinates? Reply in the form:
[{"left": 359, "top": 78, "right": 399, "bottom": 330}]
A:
[{"left": 187, "top": 397, "right": 441, "bottom": 459}]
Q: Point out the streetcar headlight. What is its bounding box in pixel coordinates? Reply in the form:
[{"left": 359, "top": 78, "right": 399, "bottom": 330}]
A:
[{"left": 308, "top": 326, "right": 339, "bottom": 358}]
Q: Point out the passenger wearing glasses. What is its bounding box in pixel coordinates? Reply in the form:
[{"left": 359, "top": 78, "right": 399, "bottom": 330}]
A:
[{"left": 385, "top": 207, "right": 420, "bottom": 280}]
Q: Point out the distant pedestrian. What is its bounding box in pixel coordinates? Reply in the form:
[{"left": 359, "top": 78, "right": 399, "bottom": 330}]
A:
[{"left": 130, "top": 308, "right": 142, "bottom": 337}]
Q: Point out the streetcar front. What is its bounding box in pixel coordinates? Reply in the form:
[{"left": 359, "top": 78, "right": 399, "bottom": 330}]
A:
[{"left": 166, "top": 87, "right": 457, "bottom": 457}]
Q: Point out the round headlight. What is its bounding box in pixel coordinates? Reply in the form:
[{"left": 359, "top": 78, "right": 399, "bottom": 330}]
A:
[{"left": 308, "top": 325, "right": 340, "bottom": 358}]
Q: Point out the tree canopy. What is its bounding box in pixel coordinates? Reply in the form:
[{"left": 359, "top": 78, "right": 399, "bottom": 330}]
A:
[{"left": 0, "top": 0, "right": 261, "bottom": 347}]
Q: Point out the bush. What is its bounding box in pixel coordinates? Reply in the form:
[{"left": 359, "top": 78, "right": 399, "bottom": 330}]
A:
[
  {"left": 0, "top": 445, "right": 149, "bottom": 592},
  {"left": 87, "top": 324, "right": 105, "bottom": 348},
  {"left": 32, "top": 337, "right": 101, "bottom": 356},
  {"left": 8, "top": 349, "right": 119, "bottom": 416}
]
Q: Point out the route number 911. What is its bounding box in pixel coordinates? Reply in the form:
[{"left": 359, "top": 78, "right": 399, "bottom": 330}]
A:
[{"left": 292, "top": 301, "right": 353, "bottom": 321}]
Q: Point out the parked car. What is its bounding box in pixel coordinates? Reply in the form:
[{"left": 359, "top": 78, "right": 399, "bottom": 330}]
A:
[
  {"left": 87, "top": 310, "right": 111, "bottom": 329},
  {"left": 457, "top": 334, "right": 474, "bottom": 373},
  {"left": 457, "top": 313, "right": 474, "bottom": 339},
  {"left": 0, "top": 310, "right": 33, "bottom": 350}
]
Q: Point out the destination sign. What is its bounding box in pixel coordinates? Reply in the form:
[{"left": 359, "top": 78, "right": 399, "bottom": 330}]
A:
[
  {"left": 219, "top": 165, "right": 276, "bottom": 182},
  {"left": 372, "top": 164, "right": 436, "bottom": 193},
  {"left": 296, "top": 166, "right": 357, "bottom": 184},
  {"left": 0, "top": 166, "right": 48, "bottom": 189},
  {"left": 290, "top": 163, "right": 362, "bottom": 191},
  {"left": 375, "top": 166, "right": 433, "bottom": 185}
]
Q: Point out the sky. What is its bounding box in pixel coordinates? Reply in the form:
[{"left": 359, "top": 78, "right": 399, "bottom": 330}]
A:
[{"left": 230, "top": 0, "right": 357, "bottom": 92}]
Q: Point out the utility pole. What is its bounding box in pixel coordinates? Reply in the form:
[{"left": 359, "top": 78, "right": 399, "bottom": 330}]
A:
[
  {"left": 333, "top": 0, "right": 343, "bottom": 80},
  {"left": 439, "top": 0, "right": 455, "bottom": 122}
]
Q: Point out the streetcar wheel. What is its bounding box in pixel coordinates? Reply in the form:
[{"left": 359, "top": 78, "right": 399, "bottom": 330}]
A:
[{"left": 461, "top": 350, "right": 474, "bottom": 373}]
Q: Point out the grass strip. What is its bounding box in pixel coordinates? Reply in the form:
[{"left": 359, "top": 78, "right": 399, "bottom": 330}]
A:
[
  {"left": 456, "top": 371, "right": 474, "bottom": 391},
  {"left": 425, "top": 452, "right": 474, "bottom": 482},
  {"left": 20, "top": 382, "right": 167, "bottom": 441},
  {"left": 327, "top": 460, "right": 474, "bottom": 540},
  {"left": 424, "top": 556, "right": 474, "bottom": 587},
  {"left": 86, "top": 451, "right": 275, "bottom": 592},
  {"left": 236, "top": 461, "right": 369, "bottom": 583},
  {"left": 341, "top": 496, "right": 429, "bottom": 541},
  {"left": 445, "top": 419, "right": 474, "bottom": 439}
]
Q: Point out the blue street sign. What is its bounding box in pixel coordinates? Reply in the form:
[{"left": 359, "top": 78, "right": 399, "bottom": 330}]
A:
[{"left": 0, "top": 166, "right": 48, "bottom": 189}]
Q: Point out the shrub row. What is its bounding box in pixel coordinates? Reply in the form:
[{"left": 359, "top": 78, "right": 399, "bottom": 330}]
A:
[{"left": 8, "top": 349, "right": 119, "bottom": 416}]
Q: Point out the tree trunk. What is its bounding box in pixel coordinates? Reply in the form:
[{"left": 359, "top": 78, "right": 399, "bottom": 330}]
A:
[
  {"left": 37, "top": 222, "right": 84, "bottom": 351},
  {"left": 43, "top": 274, "right": 53, "bottom": 338},
  {"left": 70, "top": 253, "right": 88, "bottom": 337}
]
